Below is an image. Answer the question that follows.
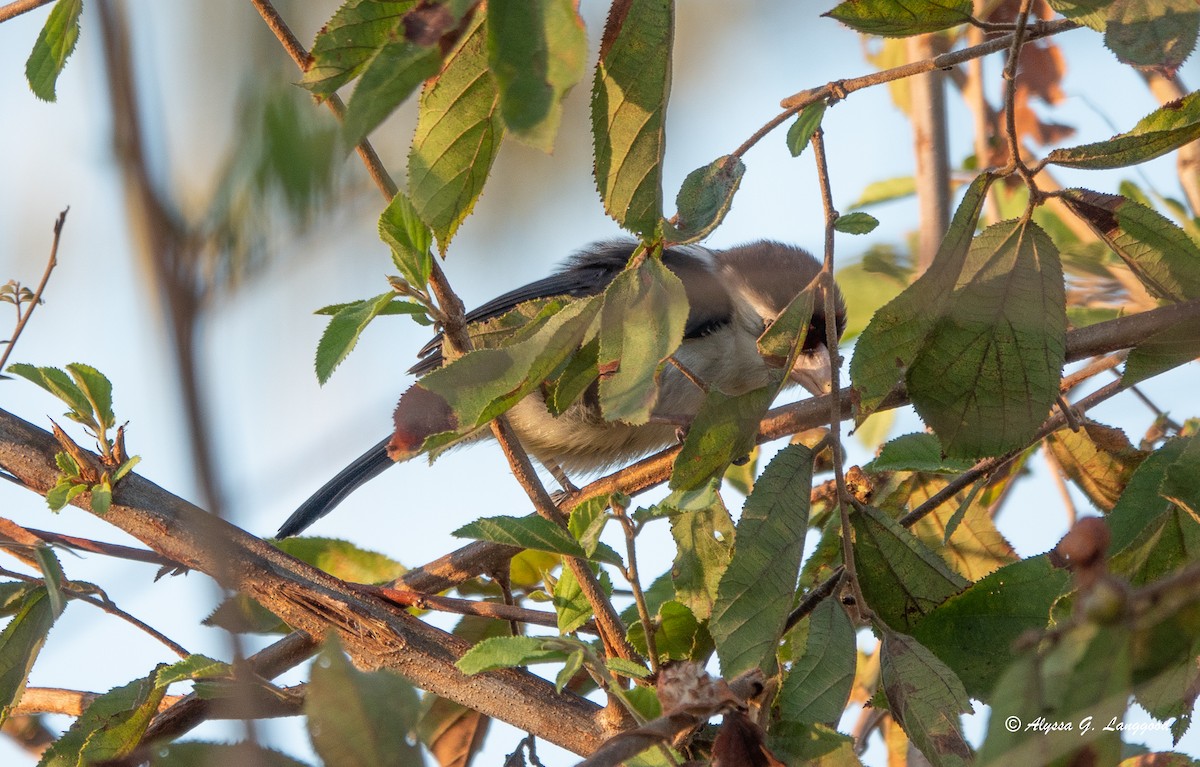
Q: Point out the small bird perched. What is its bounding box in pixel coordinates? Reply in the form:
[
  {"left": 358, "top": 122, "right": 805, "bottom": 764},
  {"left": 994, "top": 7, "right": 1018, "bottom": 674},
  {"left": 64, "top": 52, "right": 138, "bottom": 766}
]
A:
[{"left": 277, "top": 240, "right": 845, "bottom": 538}]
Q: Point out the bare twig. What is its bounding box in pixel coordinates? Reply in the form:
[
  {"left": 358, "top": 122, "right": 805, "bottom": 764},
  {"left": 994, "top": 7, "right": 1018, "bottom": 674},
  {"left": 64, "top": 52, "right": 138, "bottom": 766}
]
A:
[
  {"left": 612, "top": 498, "right": 657, "bottom": 673},
  {"left": 0, "top": 209, "right": 66, "bottom": 371},
  {"left": 0, "top": 0, "right": 52, "bottom": 23}
]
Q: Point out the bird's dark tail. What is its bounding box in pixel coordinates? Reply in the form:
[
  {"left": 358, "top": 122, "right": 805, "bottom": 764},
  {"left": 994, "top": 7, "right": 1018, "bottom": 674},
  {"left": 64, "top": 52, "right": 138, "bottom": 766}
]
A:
[{"left": 276, "top": 436, "right": 394, "bottom": 538}]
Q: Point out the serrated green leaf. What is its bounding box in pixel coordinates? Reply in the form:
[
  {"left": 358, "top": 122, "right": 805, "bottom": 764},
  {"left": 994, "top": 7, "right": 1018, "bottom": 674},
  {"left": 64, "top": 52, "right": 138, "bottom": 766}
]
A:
[
  {"left": 906, "top": 219, "right": 1066, "bottom": 459},
  {"left": 41, "top": 670, "right": 166, "bottom": 765},
  {"left": 342, "top": 37, "right": 441, "bottom": 145},
  {"left": 786, "top": 101, "right": 827, "bottom": 157},
  {"left": 453, "top": 515, "right": 620, "bottom": 564},
  {"left": 667, "top": 490, "right": 735, "bottom": 621},
  {"left": 567, "top": 495, "right": 611, "bottom": 559},
  {"left": 1046, "top": 0, "right": 1115, "bottom": 32},
  {"left": 24, "top": 0, "right": 81, "bottom": 102},
  {"left": 1060, "top": 189, "right": 1200, "bottom": 302},
  {"left": 591, "top": 0, "right": 671, "bottom": 236},
  {"left": 308, "top": 635, "right": 423, "bottom": 767},
  {"left": 670, "top": 387, "right": 776, "bottom": 492},
  {"left": 663, "top": 155, "right": 745, "bottom": 245},
  {"left": 911, "top": 555, "right": 1069, "bottom": 699},
  {"left": 554, "top": 649, "right": 584, "bottom": 692},
  {"left": 779, "top": 598, "right": 856, "bottom": 725},
  {"left": 156, "top": 655, "right": 231, "bottom": 688},
  {"left": 1047, "top": 89, "right": 1200, "bottom": 169},
  {"left": 65, "top": 363, "right": 114, "bottom": 433},
  {"left": 866, "top": 433, "right": 974, "bottom": 473},
  {"left": 627, "top": 600, "right": 704, "bottom": 661},
  {"left": 112, "top": 455, "right": 140, "bottom": 482},
  {"left": 1107, "top": 437, "right": 1191, "bottom": 554},
  {"left": 880, "top": 630, "right": 974, "bottom": 767},
  {"left": 314, "top": 292, "right": 399, "bottom": 384},
  {"left": 607, "top": 656, "right": 652, "bottom": 679},
  {"left": 488, "top": 0, "right": 586, "bottom": 151},
  {"left": 301, "top": 0, "right": 415, "bottom": 100},
  {"left": 1045, "top": 421, "right": 1146, "bottom": 512},
  {"left": 824, "top": 0, "right": 973, "bottom": 37},
  {"left": 273, "top": 537, "right": 406, "bottom": 584},
  {"left": 7, "top": 363, "right": 93, "bottom": 428},
  {"left": 1104, "top": 0, "right": 1198, "bottom": 74},
  {"left": 149, "top": 741, "right": 313, "bottom": 767},
  {"left": 32, "top": 545, "right": 65, "bottom": 619},
  {"left": 834, "top": 211, "right": 880, "bottom": 234},
  {"left": 0, "top": 588, "right": 55, "bottom": 727},
  {"left": 904, "top": 473, "right": 1017, "bottom": 581},
  {"left": 710, "top": 445, "right": 813, "bottom": 677},
  {"left": 1124, "top": 315, "right": 1200, "bottom": 386},
  {"left": 379, "top": 190, "right": 434, "bottom": 289},
  {"left": 408, "top": 12, "right": 502, "bottom": 250},
  {"left": 546, "top": 337, "right": 599, "bottom": 415},
  {"left": 850, "top": 173, "right": 994, "bottom": 419},
  {"left": 392, "top": 295, "right": 602, "bottom": 456},
  {"left": 91, "top": 480, "right": 112, "bottom": 516},
  {"left": 456, "top": 635, "right": 570, "bottom": 674},
  {"left": 769, "top": 721, "right": 859, "bottom": 767},
  {"left": 552, "top": 563, "right": 591, "bottom": 634},
  {"left": 853, "top": 505, "right": 969, "bottom": 633},
  {"left": 598, "top": 256, "right": 689, "bottom": 424}
]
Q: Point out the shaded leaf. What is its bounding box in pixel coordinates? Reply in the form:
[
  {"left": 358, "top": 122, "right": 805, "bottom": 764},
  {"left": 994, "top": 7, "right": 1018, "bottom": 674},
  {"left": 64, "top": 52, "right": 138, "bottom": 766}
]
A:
[
  {"left": 866, "top": 432, "right": 974, "bottom": 474},
  {"left": 880, "top": 630, "right": 974, "bottom": 767},
  {"left": 148, "top": 742, "right": 312, "bottom": 767},
  {"left": 343, "top": 38, "right": 442, "bottom": 144},
  {"left": 778, "top": 599, "right": 856, "bottom": 725},
  {"left": 768, "top": 721, "right": 860, "bottom": 767},
  {"left": 906, "top": 219, "right": 1066, "bottom": 458},
  {"left": 417, "top": 695, "right": 490, "bottom": 767},
  {"left": 488, "top": 0, "right": 587, "bottom": 151},
  {"left": 664, "top": 155, "right": 746, "bottom": 245},
  {"left": 1104, "top": 0, "right": 1199, "bottom": 75},
  {"left": 711, "top": 445, "right": 814, "bottom": 677},
  {"left": 273, "top": 537, "right": 407, "bottom": 584},
  {"left": 156, "top": 655, "right": 232, "bottom": 688},
  {"left": 591, "top": 0, "right": 672, "bottom": 236},
  {"left": 911, "top": 555, "right": 1069, "bottom": 699},
  {"left": 301, "top": 0, "right": 415, "bottom": 99},
  {"left": 41, "top": 671, "right": 166, "bottom": 765},
  {"left": 453, "top": 515, "right": 620, "bottom": 565},
  {"left": 408, "top": 12, "right": 502, "bottom": 250},
  {"left": 834, "top": 212, "right": 879, "bottom": 235},
  {"left": 0, "top": 588, "right": 56, "bottom": 727},
  {"left": 598, "top": 256, "right": 689, "bottom": 423},
  {"left": 1123, "top": 315, "right": 1200, "bottom": 386},
  {"left": 1107, "top": 437, "right": 1191, "bottom": 554},
  {"left": 627, "top": 600, "right": 705, "bottom": 661},
  {"left": 307, "top": 636, "right": 423, "bottom": 767},
  {"left": 852, "top": 505, "right": 969, "bottom": 633},
  {"left": 315, "top": 293, "right": 403, "bottom": 384},
  {"left": 786, "top": 101, "right": 827, "bottom": 157},
  {"left": 668, "top": 491, "right": 735, "bottom": 620},
  {"left": 379, "top": 190, "right": 434, "bottom": 290},
  {"left": 671, "top": 387, "right": 775, "bottom": 491},
  {"left": 1046, "top": 421, "right": 1147, "bottom": 512},
  {"left": 456, "top": 636, "right": 570, "bottom": 674}
]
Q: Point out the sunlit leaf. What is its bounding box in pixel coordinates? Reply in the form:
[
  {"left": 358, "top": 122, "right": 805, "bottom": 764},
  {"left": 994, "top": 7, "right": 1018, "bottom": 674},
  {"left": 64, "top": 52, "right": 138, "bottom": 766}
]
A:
[
  {"left": 24, "top": 0, "right": 81, "bottom": 102},
  {"left": 301, "top": 0, "right": 415, "bottom": 99},
  {"left": 1046, "top": 89, "right": 1200, "bottom": 169},
  {"left": 824, "top": 0, "right": 973, "bottom": 37},
  {"left": 663, "top": 155, "right": 745, "bottom": 245},
  {"left": 314, "top": 293, "right": 402, "bottom": 384},
  {"left": 41, "top": 671, "right": 167, "bottom": 764}
]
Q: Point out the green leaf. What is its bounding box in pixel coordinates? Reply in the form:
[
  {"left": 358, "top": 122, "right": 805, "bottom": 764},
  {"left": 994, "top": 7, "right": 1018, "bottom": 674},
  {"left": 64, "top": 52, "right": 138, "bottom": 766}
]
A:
[
  {"left": 0, "top": 588, "right": 55, "bottom": 727},
  {"left": 824, "top": 0, "right": 973, "bottom": 37},
  {"left": 833, "top": 211, "right": 880, "bottom": 235},
  {"left": 453, "top": 515, "right": 620, "bottom": 564},
  {"left": 786, "top": 101, "right": 827, "bottom": 157},
  {"left": 1104, "top": 0, "right": 1198, "bottom": 74},
  {"left": 1046, "top": 0, "right": 1115, "bottom": 32},
  {"left": 978, "top": 624, "right": 1131, "bottom": 766},
  {"left": 866, "top": 433, "right": 975, "bottom": 473},
  {"left": 552, "top": 564, "right": 591, "bottom": 634},
  {"left": 852, "top": 505, "right": 969, "bottom": 633},
  {"left": 906, "top": 219, "right": 1066, "bottom": 459},
  {"left": 1059, "top": 189, "right": 1200, "bottom": 302},
  {"left": 1124, "top": 315, "right": 1200, "bottom": 386},
  {"left": 1046, "top": 89, "right": 1200, "bottom": 169},
  {"left": 903, "top": 473, "right": 1017, "bottom": 581},
  {"left": 456, "top": 635, "right": 570, "bottom": 674},
  {"left": 1045, "top": 421, "right": 1146, "bottom": 512},
  {"left": 307, "top": 635, "right": 423, "bottom": 767},
  {"left": 91, "top": 478, "right": 112, "bottom": 516},
  {"left": 156, "top": 655, "right": 232, "bottom": 688},
  {"left": 1107, "top": 436, "right": 1190, "bottom": 554},
  {"left": 546, "top": 337, "right": 600, "bottom": 415},
  {"left": 663, "top": 156, "right": 746, "bottom": 245},
  {"left": 392, "top": 295, "right": 602, "bottom": 455},
  {"left": 343, "top": 37, "right": 442, "bottom": 145},
  {"left": 591, "top": 0, "right": 672, "bottom": 236},
  {"left": 1161, "top": 433, "right": 1200, "bottom": 518},
  {"left": 66, "top": 364, "right": 115, "bottom": 433},
  {"left": 567, "top": 494, "right": 612, "bottom": 559},
  {"left": 408, "top": 12, "right": 503, "bottom": 250},
  {"left": 627, "top": 600, "right": 705, "bottom": 661},
  {"left": 850, "top": 173, "right": 994, "bottom": 419},
  {"left": 832, "top": 246, "right": 910, "bottom": 341},
  {"left": 301, "top": 0, "right": 415, "bottom": 100},
  {"left": 314, "top": 293, "right": 400, "bottom": 384},
  {"left": 880, "top": 630, "right": 974, "bottom": 767},
  {"left": 597, "top": 255, "right": 689, "bottom": 424},
  {"left": 379, "top": 190, "right": 434, "bottom": 289},
  {"left": 607, "top": 656, "right": 652, "bottom": 680},
  {"left": 41, "top": 671, "right": 167, "bottom": 765},
  {"left": 667, "top": 490, "right": 735, "bottom": 620},
  {"left": 778, "top": 598, "right": 856, "bottom": 725},
  {"left": 7, "top": 363, "right": 94, "bottom": 428},
  {"left": 710, "top": 445, "right": 814, "bottom": 677},
  {"left": 24, "top": 0, "right": 81, "bottom": 102},
  {"left": 850, "top": 176, "right": 916, "bottom": 208},
  {"left": 911, "top": 555, "right": 1069, "bottom": 700},
  {"left": 487, "top": 0, "right": 587, "bottom": 151},
  {"left": 670, "top": 387, "right": 776, "bottom": 491},
  {"left": 769, "top": 721, "right": 859, "bottom": 767},
  {"left": 32, "top": 545, "right": 65, "bottom": 619},
  {"left": 272, "top": 537, "right": 406, "bottom": 583}
]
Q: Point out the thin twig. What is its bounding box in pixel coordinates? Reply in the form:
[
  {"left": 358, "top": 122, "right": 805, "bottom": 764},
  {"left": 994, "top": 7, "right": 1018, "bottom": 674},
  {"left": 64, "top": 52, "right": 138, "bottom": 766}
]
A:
[
  {"left": 361, "top": 584, "right": 598, "bottom": 634},
  {"left": 23, "top": 526, "right": 182, "bottom": 568},
  {"left": 810, "top": 128, "right": 870, "bottom": 620},
  {"left": 0, "top": 0, "right": 52, "bottom": 23},
  {"left": 0, "top": 209, "right": 66, "bottom": 371},
  {"left": 1000, "top": 0, "right": 1038, "bottom": 192},
  {"left": 612, "top": 498, "right": 658, "bottom": 673},
  {"left": 783, "top": 566, "right": 844, "bottom": 633}
]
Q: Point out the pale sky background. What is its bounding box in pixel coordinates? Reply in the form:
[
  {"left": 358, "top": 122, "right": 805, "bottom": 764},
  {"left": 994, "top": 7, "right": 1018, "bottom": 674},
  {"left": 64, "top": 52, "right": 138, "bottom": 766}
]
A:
[{"left": 0, "top": 1, "right": 1196, "bottom": 765}]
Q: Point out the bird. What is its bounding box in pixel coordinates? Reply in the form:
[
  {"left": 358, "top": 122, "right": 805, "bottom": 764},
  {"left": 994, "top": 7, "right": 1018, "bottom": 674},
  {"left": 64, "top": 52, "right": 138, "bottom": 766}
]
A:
[{"left": 276, "top": 239, "right": 845, "bottom": 538}]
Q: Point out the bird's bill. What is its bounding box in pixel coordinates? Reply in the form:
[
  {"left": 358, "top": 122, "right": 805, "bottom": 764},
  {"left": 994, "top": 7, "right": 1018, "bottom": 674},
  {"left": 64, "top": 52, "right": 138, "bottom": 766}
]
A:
[{"left": 788, "top": 343, "right": 833, "bottom": 396}]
